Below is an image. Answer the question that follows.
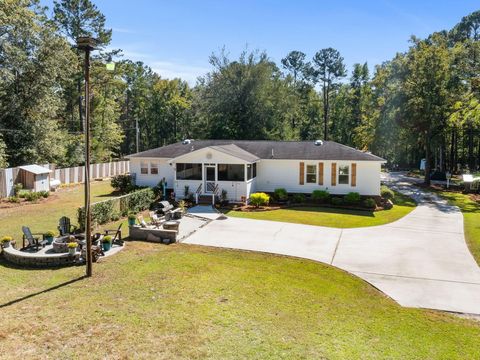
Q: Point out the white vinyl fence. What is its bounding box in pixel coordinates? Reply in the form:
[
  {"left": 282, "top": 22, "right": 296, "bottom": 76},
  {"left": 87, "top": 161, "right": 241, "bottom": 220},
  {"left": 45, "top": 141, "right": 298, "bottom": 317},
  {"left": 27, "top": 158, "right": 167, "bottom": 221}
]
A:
[{"left": 0, "top": 160, "right": 130, "bottom": 198}]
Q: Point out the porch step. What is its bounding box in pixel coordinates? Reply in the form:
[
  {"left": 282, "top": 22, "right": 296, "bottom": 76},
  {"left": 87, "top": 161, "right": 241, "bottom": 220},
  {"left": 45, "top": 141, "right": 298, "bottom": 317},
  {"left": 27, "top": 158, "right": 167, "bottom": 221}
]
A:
[{"left": 197, "top": 195, "right": 213, "bottom": 205}]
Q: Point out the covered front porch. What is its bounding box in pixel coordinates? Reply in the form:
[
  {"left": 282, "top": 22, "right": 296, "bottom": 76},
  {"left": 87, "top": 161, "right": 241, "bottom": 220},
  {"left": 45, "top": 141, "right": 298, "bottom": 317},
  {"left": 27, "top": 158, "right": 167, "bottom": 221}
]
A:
[{"left": 169, "top": 144, "right": 259, "bottom": 203}]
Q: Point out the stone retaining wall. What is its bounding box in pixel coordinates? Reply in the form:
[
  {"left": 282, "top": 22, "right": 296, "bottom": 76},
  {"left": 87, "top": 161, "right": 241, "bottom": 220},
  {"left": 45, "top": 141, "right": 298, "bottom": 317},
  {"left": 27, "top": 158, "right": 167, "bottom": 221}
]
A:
[{"left": 1, "top": 246, "right": 77, "bottom": 267}]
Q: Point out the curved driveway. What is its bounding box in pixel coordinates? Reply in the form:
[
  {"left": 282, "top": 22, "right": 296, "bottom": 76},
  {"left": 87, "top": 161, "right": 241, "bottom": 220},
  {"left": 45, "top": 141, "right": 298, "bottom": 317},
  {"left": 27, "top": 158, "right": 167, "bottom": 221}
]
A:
[{"left": 184, "top": 174, "right": 480, "bottom": 314}]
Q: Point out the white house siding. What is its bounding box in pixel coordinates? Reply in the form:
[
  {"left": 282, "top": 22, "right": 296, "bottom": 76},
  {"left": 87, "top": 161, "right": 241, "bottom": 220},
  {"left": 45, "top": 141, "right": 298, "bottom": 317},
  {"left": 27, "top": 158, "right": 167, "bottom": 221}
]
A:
[
  {"left": 255, "top": 159, "right": 381, "bottom": 196},
  {"left": 130, "top": 158, "right": 175, "bottom": 188}
]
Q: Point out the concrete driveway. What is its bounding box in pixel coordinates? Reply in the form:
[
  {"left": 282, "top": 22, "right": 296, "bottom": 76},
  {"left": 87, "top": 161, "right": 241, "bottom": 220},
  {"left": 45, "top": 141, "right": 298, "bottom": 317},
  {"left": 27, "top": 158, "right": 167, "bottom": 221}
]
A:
[{"left": 184, "top": 173, "right": 480, "bottom": 315}]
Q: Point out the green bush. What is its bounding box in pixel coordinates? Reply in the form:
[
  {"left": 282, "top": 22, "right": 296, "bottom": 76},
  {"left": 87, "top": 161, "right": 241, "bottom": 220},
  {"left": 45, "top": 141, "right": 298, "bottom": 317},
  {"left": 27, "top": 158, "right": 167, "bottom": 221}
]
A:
[
  {"left": 381, "top": 185, "right": 395, "bottom": 200},
  {"left": 17, "top": 189, "right": 30, "bottom": 198},
  {"left": 363, "top": 198, "right": 376, "bottom": 209},
  {"left": 13, "top": 183, "right": 23, "bottom": 196},
  {"left": 331, "top": 197, "right": 343, "bottom": 206},
  {"left": 249, "top": 192, "right": 270, "bottom": 207},
  {"left": 78, "top": 188, "right": 155, "bottom": 229},
  {"left": 312, "top": 190, "right": 330, "bottom": 203},
  {"left": 7, "top": 196, "right": 20, "bottom": 203},
  {"left": 273, "top": 188, "right": 288, "bottom": 201},
  {"left": 25, "top": 191, "right": 42, "bottom": 202},
  {"left": 344, "top": 192, "right": 361, "bottom": 204},
  {"left": 38, "top": 190, "right": 49, "bottom": 198},
  {"left": 103, "top": 235, "right": 112, "bottom": 243},
  {"left": 111, "top": 174, "right": 135, "bottom": 194},
  {"left": 292, "top": 193, "right": 306, "bottom": 203}
]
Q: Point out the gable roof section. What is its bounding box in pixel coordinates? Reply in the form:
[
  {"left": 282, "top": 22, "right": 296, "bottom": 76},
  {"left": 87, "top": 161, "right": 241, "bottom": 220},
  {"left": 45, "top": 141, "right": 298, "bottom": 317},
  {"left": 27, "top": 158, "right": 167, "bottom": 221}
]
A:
[
  {"left": 209, "top": 144, "right": 260, "bottom": 162},
  {"left": 127, "top": 140, "right": 386, "bottom": 162},
  {"left": 19, "top": 165, "right": 52, "bottom": 175}
]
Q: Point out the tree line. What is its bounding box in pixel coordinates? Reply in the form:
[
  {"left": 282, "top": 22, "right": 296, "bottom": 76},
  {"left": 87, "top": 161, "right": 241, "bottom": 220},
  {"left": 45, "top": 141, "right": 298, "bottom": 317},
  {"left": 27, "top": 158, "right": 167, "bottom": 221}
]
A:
[{"left": 1, "top": 1, "right": 479, "bottom": 184}]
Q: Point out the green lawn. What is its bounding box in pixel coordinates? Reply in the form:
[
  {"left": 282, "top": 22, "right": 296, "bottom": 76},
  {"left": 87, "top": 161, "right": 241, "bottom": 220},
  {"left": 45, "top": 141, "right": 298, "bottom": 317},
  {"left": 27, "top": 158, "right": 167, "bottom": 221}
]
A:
[
  {"left": 0, "top": 244, "right": 479, "bottom": 359},
  {"left": 225, "top": 191, "right": 416, "bottom": 228},
  {"left": 437, "top": 190, "right": 480, "bottom": 265},
  {"left": 0, "top": 181, "right": 117, "bottom": 241}
]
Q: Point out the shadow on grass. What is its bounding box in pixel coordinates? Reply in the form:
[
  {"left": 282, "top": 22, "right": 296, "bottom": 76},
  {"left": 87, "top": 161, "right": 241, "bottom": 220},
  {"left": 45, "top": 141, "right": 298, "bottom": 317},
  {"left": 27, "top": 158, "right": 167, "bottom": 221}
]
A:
[
  {"left": 95, "top": 190, "right": 123, "bottom": 198},
  {"left": 0, "top": 274, "right": 86, "bottom": 309}
]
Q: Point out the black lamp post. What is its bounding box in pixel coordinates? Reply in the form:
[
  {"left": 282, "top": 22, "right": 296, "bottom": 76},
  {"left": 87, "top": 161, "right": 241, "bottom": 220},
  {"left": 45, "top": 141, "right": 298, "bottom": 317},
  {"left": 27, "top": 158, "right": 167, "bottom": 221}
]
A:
[{"left": 76, "top": 36, "right": 97, "bottom": 277}]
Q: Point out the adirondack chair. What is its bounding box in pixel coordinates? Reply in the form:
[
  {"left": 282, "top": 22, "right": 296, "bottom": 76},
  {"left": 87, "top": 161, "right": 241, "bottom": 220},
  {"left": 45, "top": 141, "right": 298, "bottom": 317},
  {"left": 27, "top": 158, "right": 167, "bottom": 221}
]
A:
[
  {"left": 58, "top": 216, "right": 77, "bottom": 236},
  {"left": 22, "top": 226, "right": 48, "bottom": 251},
  {"left": 104, "top": 223, "right": 124, "bottom": 246}
]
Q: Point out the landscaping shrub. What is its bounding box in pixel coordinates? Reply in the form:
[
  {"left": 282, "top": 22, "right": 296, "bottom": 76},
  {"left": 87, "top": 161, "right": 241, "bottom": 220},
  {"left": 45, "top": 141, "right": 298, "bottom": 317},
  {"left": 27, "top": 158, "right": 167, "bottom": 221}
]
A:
[
  {"left": 331, "top": 197, "right": 343, "bottom": 206},
  {"left": 38, "top": 191, "right": 49, "bottom": 198},
  {"left": 249, "top": 192, "right": 270, "bottom": 207},
  {"left": 363, "top": 198, "right": 376, "bottom": 209},
  {"left": 17, "top": 189, "right": 30, "bottom": 198},
  {"left": 13, "top": 183, "right": 23, "bottom": 196},
  {"left": 344, "top": 192, "right": 361, "bottom": 204},
  {"left": 78, "top": 187, "right": 155, "bottom": 229},
  {"left": 312, "top": 190, "right": 330, "bottom": 203},
  {"left": 7, "top": 196, "right": 20, "bottom": 203},
  {"left": 24, "top": 191, "right": 42, "bottom": 202},
  {"left": 292, "top": 193, "right": 306, "bottom": 203},
  {"left": 381, "top": 185, "right": 395, "bottom": 200},
  {"left": 111, "top": 174, "right": 135, "bottom": 194},
  {"left": 273, "top": 188, "right": 288, "bottom": 201}
]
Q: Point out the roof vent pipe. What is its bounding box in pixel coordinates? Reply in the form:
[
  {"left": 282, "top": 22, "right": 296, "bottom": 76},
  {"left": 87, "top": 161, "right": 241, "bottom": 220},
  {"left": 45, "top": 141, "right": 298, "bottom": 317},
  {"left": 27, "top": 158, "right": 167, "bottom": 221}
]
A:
[
  {"left": 183, "top": 139, "right": 192, "bottom": 145},
  {"left": 271, "top": 148, "right": 274, "bottom": 158},
  {"left": 314, "top": 140, "right": 323, "bottom": 146}
]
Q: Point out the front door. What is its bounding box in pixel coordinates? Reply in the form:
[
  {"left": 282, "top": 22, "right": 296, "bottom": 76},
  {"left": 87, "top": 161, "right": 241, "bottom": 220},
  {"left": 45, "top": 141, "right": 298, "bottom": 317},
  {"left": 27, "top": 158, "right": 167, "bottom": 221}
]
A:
[{"left": 204, "top": 165, "right": 216, "bottom": 193}]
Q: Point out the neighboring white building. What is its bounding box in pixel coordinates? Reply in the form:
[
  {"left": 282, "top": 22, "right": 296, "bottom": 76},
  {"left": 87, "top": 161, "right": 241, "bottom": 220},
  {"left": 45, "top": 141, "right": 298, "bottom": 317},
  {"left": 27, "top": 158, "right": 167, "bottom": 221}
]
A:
[{"left": 126, "top": 140, "right": 386, "bottom": 202}]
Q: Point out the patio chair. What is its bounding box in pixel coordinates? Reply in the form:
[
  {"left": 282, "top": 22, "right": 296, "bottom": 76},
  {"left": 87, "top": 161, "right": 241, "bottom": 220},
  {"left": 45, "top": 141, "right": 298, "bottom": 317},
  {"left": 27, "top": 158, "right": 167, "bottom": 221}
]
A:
[
  {"left": 104, "top": 223, "right": 124, "bottom": 246},
  {"left": 21, "top": 226, "right": 48, "bottom": 251},
  {"left": 58, "top": 216, "right": 78, "bottom": 236}
]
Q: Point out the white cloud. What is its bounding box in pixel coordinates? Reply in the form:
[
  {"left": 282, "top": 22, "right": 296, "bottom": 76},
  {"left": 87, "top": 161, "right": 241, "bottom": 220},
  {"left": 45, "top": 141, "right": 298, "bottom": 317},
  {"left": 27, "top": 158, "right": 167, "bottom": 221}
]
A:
[
  {"left": 112, "top": 27, "right": 137, "bottom": 34},
  {"left": 150, "top": 61, "right": 209, "bottom": 85}
]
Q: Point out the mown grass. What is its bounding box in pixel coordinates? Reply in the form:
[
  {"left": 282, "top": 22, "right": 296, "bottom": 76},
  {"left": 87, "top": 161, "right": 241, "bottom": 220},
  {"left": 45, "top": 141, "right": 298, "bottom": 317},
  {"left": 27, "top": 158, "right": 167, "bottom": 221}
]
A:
[
  {"left": 0, "top": 243, "right": 479, "bottom": 359},
  {"left": 225, "top": 191, "right": 416, "bottom": 228},
  {"left": 437, "top": 190, "right": 480, "bottom": 265},
  {"left": 0, "top": 181, "right": 117, "bottom": 241}
]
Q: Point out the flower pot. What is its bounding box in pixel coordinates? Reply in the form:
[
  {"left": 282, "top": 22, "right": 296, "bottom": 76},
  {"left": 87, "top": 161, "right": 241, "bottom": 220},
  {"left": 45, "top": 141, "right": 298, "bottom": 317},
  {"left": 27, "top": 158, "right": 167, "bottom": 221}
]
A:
[
  {"left": 128, "top": 218, "right": 136, "bottom": 226},
  {"left": 45, "top": 236, "right": 54, "bottom": 245},
  {"left": 68, "top": 247, "right": 76, "bottom": 256},
  {"left": 102, "top": 242, "right": 112, "bottom": 252}
]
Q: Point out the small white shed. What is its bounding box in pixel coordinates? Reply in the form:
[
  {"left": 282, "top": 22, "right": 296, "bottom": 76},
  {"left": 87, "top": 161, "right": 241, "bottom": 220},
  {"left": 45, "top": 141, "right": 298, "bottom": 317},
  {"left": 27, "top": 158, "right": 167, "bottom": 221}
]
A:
[{"left": 18, "top": 165, "right": 52, "bottom": 192}]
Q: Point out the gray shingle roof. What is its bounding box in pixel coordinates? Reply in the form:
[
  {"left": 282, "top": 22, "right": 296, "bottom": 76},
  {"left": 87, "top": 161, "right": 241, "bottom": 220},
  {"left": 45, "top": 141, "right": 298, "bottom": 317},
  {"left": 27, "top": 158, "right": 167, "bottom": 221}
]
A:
[{"left": 127, "top": 140, "right": 386, "bottom": 162}]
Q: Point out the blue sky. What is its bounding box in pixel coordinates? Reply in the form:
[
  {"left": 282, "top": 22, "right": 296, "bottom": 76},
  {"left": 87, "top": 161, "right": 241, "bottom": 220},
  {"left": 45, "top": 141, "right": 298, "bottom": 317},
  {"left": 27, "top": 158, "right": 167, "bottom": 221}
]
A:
[{"left": 42, "top": 0, "right": 479, "bottom": 84}]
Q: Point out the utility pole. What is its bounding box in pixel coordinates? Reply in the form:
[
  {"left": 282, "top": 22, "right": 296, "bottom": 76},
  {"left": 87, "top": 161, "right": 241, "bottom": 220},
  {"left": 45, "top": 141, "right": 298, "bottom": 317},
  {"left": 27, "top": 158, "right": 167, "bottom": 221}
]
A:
[
  {"left": 136, "top": 118, "right": 140, "bottom": 153},
  {"left": 77, "top": 36, "right": 96, "bottom": 277}
]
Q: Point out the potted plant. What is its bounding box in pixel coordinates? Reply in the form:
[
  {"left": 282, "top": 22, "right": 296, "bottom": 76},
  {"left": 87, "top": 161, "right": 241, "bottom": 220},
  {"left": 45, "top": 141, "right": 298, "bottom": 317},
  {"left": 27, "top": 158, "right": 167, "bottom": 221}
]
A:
[
  {"left": 67, "top": 242, "right": 77, "bottom": 256},
  {"left": 102, "top": 235, "right": 112, "bottom": 252},
  {"left": 44, "top": 230, "right": 55, "bottom": 245},
  {"left": 1, "top": 236, "right": 13, "bottom": 248},
  {"left": 128, "top": 212, "right": 136, "bottom": 226}
]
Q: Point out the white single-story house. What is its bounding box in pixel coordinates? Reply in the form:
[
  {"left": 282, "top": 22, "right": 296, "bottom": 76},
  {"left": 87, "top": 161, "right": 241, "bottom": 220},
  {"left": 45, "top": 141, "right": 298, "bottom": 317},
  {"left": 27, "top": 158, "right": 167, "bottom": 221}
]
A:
[{"left": 126, "top": 140, "right": 386, "bottom": 202}]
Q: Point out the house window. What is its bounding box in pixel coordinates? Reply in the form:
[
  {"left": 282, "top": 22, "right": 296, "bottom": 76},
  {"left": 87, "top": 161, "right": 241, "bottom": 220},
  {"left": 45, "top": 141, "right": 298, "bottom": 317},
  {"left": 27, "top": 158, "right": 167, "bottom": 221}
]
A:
[
  {"left": 176, "top": 163, "right": 202, "bottom": 180},
  {"left": 306, "top": 165, "right": 317, "bottom": 183},
  {"left": 247, "top": 164, "right": 255, "bottom": 180},
  {"left": 218, "top": 164, "right": 245, "bottom": 181},
  {"left": 150, "top": 162, "right": 158, "bottom": 175},
  {"left": 339, "top": 165, "right": 349, "bottom": 184},
  {"left": 140, "top": 162, "right": 148, "bottom": 175}
]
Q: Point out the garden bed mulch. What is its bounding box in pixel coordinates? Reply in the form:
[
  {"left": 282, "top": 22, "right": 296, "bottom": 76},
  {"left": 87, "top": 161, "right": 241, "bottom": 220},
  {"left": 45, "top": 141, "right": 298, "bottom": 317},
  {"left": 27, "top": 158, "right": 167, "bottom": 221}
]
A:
[{"left": 223, "top": 202, "right": 382, "bottom": 213}]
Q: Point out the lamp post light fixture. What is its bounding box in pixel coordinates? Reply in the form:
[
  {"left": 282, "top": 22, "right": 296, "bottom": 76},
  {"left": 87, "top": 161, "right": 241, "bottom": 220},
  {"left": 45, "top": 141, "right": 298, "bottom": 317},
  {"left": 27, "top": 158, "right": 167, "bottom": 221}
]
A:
[{"left": 76, "top": 36, "right": 97, "bottom": 277}]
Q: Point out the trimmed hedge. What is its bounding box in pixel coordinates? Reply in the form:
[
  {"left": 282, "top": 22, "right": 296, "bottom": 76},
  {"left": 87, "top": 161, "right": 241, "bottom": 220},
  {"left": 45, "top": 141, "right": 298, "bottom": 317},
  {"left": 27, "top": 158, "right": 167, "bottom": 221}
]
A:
[
  {"left": 273, "top": 188, "right": 288, "bottom": 201},
  {"left": 381, "top": 185, "right": 395, "bottom": 200},
  {"left": 249, "top": 192, "right": 270, "bottom": 207},
  {"left": 344, "top": 192, "right": 361, "bottom": 204},
  {"left": 312, "top": 190, "right": 330, "bottom": 203},
  {"left": 78, "top": 187, "right": 155, "bottom": 229}
]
